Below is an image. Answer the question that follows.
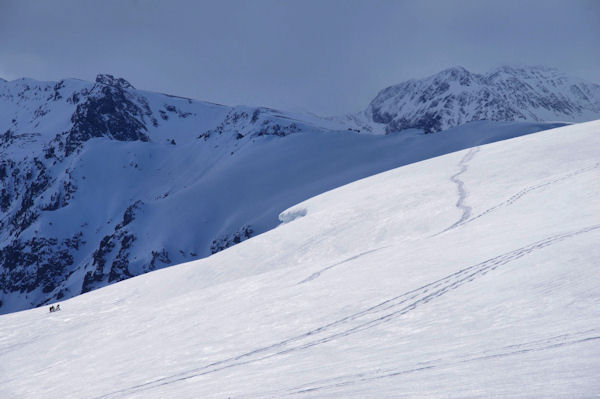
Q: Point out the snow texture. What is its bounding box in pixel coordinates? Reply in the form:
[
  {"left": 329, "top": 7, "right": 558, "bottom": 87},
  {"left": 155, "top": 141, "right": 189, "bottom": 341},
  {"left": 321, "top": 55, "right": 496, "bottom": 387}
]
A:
[{"left": 0, "top": 120, "right": 599, "bottom": 398}]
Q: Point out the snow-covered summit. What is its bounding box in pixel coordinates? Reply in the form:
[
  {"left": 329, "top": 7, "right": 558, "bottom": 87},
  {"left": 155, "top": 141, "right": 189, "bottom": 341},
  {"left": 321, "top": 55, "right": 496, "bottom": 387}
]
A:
[{"left": 367, "top": 65, "right": 600, "bottom": 133}]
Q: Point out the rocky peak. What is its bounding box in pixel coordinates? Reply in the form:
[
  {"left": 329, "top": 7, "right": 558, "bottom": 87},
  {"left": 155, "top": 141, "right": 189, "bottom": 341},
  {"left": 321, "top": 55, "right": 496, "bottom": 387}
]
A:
[
  {"left": 436, "top": 66, "right": 475, "bottom": 82},
  {"left": 367, "top": 65, "right": 600, "bottom": 133},
  {"left": 95, "top": 74, "right": 135, "bottom": 89}
]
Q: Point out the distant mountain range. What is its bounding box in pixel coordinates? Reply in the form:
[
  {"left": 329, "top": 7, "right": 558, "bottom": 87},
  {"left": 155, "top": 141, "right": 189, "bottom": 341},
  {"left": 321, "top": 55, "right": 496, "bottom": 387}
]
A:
[
  {"left": 1, "top": 66, "right": 598, "bottom": 314},
  {"left": 365, "top": 65, "right": 600, "bottom": 133}
]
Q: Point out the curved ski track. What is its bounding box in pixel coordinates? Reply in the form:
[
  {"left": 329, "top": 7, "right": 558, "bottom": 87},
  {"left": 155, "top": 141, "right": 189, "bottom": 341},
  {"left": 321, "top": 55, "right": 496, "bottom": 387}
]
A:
[
  {"left": 279, "top": 329, "right": 600, "bottom": 397},
  {"left": 298, "top": 247, "right": 386, "bottom": 284},
  {"left": 436, "top": 153, "right": 599, "bottom": 236},
  {"left": 438, "top": 147, "right": 480, "bottom": 234},
  {"left": 454, "top": 162, "right": 600, "bottom": 230}
]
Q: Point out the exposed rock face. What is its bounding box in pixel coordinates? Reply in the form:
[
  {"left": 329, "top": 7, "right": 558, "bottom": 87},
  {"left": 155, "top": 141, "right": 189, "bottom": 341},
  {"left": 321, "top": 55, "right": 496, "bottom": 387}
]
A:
[
  {"left": 0, "top": 233, "right": 84, "bottom": 301},
  {"left": 368, "top": 66, "right": 600, "bottom": 133},
  {"left": 64, "top": 83, "right": 151, "bottom": 155},
  {"left": 81, "top": 201, "right": 143, "bottom": 293},
  {"left": 95, "top": 74, "right": 135, "bottom": 89},
  {"left": 210, "top": 225, "right": 254, "bottom": 255},
  {"left": 198, "top": 108, "right": 300, "bottom": 140}
]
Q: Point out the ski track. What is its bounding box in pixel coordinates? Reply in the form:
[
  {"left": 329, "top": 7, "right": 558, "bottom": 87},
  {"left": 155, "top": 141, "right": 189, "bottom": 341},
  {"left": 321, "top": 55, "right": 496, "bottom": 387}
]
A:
[
  {"left": 93, "top": 222, "right": 600, "bottom": 399},
  {"left": 454, "top": 162, "right": 600, "bottom": 231},
  {"left": 440, "top": 147, "right": 480, "bottom": 233},
  {"left": 435, "top": 159, "right": 600, "bottom": 236},
  {"left": 280, "top": 330, "right": 600, "bottom": 397},
  {"left": 298, "top": 247, "right": 386, "bottom": 284}
]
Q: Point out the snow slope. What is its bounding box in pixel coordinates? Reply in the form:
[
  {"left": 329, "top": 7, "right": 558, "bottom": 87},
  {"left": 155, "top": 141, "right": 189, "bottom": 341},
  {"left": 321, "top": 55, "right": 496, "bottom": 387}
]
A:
[
  {"left": 0, "top": 73, "right": 568, "bottom": 314},
  {"left": 1, "top": 120, "right": 599, "bottom": 398}
]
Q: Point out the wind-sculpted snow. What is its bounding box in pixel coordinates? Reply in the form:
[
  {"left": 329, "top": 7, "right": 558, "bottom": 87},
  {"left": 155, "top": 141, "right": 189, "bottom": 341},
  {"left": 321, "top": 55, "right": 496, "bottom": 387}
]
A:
[
  {"left": 0, "top": 71, "right": 569, "bottom": 313},
  {"left": 1, "top": 121, "right": 599, "bottom": 398},
  {"left": 279, "top": 207, "right": 308, "bottom": 224}
]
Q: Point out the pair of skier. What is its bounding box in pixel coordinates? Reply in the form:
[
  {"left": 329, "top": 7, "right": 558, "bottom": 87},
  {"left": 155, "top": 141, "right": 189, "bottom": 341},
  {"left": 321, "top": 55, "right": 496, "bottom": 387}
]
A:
[{"left": 49, "top": 304, "right": 61, "bottom": 312}]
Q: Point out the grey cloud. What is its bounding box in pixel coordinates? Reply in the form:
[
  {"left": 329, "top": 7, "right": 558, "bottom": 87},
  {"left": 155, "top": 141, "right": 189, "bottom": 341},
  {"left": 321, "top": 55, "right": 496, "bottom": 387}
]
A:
[{"left": 0, "top": 0, "right": 598, "bottom": 115}]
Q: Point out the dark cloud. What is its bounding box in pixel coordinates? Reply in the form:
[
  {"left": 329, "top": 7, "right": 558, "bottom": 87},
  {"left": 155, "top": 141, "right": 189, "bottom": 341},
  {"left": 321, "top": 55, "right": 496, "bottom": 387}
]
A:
[{"left": 0, "top": 0, "right": 598, "bottom": 114}]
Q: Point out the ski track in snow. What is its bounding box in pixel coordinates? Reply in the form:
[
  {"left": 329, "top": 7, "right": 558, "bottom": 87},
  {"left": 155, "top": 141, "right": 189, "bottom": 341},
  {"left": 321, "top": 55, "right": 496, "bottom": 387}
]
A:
[
  {"left": 297, "top": 247, "right": 386, "bottom": 284},
  {"left": 455, "top": 162, "right": 600, "bottom": 230},
  {"left": 438, "top": 147, "right": 480, "bottom": 234},
  {"left": 435, "top": 159, "right": 600, "bottom": 236},
  {"left": 281, "top": 329, "right": 600, "bottom": 396},
  {"left": 93, "top": 222, "right": 600, "bottom": 399}
]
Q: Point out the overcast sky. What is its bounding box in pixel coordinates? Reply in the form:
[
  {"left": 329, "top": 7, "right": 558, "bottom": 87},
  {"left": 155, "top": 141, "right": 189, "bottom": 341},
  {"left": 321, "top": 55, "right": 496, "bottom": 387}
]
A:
[{"left": 0, "top": 0, "right": 598, "bottom": 115}]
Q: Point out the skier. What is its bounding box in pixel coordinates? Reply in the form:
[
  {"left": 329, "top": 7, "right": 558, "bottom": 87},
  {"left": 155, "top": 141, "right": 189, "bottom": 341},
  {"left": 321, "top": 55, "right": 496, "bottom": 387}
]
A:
[
  {"left": 56, "top": 304, "right": 61, "bottom": 311},
  {"left": 49, "top": 305, "right": 55, "bottom": 312}
]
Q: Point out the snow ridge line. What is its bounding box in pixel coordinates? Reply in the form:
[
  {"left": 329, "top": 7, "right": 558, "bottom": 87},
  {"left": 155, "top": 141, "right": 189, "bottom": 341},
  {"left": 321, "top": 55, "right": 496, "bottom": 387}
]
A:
[{"left": 92, "top": 222, "right": 600, "bottom": 399}]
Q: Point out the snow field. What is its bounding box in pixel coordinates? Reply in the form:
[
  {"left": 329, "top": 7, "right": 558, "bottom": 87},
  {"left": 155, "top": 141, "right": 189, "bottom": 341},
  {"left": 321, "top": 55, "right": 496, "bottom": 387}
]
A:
[{"left": 1, "top": 121, "right": 600, "bottom": 398}]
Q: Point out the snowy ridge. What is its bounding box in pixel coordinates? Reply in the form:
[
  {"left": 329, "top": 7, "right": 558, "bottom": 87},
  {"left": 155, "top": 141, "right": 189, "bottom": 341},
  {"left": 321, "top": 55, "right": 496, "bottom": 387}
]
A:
[
  {"left": 1, "top": 120, "right": 599, "bottom": 398},
  {"left": 0, "top": 68, "right": 590, "bottom": 314},
  {"left": 368, "top": 65, "right": 600, "bottom": 133}
]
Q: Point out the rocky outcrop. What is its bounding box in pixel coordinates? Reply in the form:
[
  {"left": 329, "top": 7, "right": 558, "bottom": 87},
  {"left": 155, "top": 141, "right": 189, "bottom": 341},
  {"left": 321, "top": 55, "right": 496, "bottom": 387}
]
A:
[
  {"left": 64, "top": 83, "right": 150, "bottom": 155},
  {"left": 210, "top": 225, "right": 254, "bottom": 255},
  {"left": 95, "top": 74, "right": 135, "bottom": 89}
]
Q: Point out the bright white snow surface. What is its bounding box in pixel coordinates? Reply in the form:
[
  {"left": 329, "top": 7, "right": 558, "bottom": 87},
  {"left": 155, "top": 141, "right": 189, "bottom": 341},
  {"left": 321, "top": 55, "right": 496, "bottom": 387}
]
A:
[{"left": 1, "top": 121, "right": 600, "bottom": 398}]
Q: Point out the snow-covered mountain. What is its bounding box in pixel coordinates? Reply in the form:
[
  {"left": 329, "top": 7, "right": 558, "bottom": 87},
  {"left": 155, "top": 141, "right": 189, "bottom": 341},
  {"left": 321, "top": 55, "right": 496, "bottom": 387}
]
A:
[
  {"left": 0, "top": 67, "right": 595, "bottom": 314},
  {"left": 365, "top": 65, "right": 600, "bottom": 133},
  {"left": 1, "top": 121, "right": 599, "bottom": 398}
]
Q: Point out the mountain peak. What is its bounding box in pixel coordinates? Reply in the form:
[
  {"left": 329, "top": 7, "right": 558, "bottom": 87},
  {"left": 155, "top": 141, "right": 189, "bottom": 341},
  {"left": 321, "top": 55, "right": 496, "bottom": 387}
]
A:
[
  {"left": 437, "top": 65, "right": 472, "bottom": 78},
  {"left": 367, "top": 65, "right": 600, "bottom": 133},
  {"left": 95, "top": 74, "right": 135, "bottom": 89}
]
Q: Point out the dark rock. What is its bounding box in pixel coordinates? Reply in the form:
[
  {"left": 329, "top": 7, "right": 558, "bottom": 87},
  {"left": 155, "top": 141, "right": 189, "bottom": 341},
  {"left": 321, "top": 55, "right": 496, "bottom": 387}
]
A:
[
  {"left": 210, "top": 225, "right": 253, "bottom": 254},
  {"left": 64, "top": 84, "right": 150, "bottom": 155},
  {"left": 95, "top": 74, "right": 135, "bottom": 89}
]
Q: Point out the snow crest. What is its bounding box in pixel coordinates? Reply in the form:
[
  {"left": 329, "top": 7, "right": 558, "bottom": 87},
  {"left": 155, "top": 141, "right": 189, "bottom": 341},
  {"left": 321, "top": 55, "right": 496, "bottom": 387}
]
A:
[{"left": 279, "top": 207, "right": 308, "bottom": 223}]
